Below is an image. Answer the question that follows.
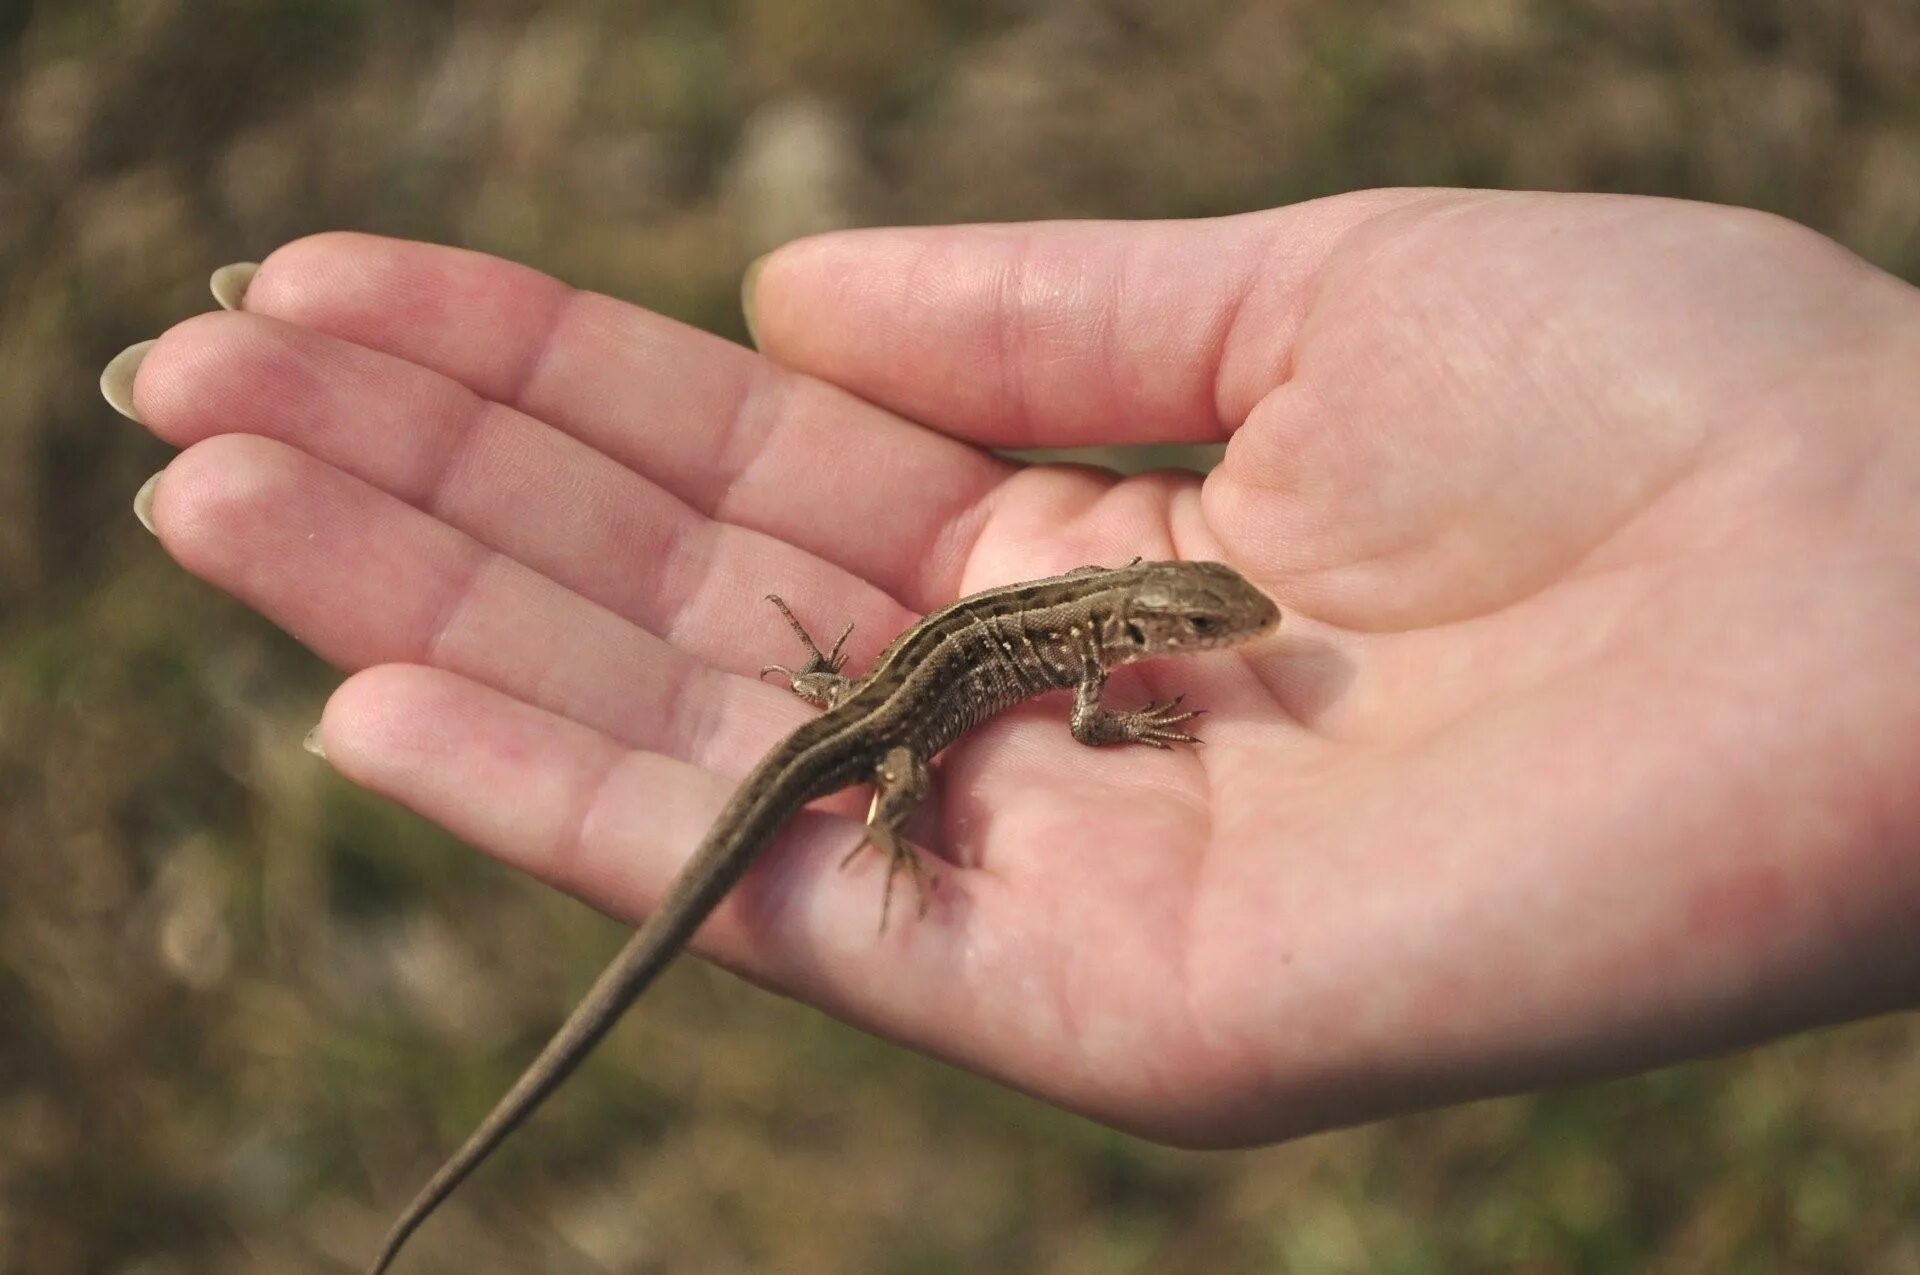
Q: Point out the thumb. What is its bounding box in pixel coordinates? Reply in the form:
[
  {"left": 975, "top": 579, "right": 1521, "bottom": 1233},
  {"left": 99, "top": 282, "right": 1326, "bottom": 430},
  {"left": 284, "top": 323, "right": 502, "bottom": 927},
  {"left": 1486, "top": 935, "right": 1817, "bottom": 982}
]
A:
[{"left": 742, "top": 190, "right": 1436, "bottom": 450}]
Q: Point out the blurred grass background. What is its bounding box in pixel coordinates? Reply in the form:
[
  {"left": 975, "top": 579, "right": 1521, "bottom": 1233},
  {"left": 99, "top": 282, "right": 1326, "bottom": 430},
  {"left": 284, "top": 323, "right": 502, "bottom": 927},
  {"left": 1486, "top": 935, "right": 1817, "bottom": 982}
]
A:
[{"left": 4, "top": 1, "right": 1919, "bottom": 1272}]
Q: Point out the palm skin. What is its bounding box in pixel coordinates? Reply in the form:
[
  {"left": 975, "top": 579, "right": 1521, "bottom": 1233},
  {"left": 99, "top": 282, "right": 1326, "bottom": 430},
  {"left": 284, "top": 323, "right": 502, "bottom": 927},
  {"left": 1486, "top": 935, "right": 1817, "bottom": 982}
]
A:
[{"left": 123, "top": 188, "right": 1920, "bottom": 1148}]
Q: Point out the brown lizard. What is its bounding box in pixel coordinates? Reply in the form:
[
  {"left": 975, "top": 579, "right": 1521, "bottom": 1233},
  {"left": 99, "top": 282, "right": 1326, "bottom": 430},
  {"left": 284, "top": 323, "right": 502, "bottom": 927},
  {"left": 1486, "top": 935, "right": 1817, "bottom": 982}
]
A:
[{"left": 367, "top": 559, "right": 1280, "bottom": 1273}]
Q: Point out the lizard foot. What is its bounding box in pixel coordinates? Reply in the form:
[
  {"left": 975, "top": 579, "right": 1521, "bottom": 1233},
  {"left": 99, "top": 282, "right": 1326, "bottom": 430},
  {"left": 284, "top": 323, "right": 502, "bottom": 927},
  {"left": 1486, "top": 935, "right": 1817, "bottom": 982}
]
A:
[
  {"left": 840, "top": 821, "right": 934, "bottom": 931},
  {"left": 760, "top": 594, "right": 856, "bottom": 709}
]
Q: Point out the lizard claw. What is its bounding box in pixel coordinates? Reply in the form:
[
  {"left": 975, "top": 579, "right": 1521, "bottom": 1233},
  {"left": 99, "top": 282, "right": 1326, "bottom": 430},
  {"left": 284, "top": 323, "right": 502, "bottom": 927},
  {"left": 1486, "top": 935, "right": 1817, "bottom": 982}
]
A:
[
  {"left": 765, "top": 595, "right": 853, "bottom": 676},
  {"left": 1122, "top": 697, "right": 1205, "bottom": 747},
  {"left": 840, "top": 825, "right": 934, "bottom": 931}
]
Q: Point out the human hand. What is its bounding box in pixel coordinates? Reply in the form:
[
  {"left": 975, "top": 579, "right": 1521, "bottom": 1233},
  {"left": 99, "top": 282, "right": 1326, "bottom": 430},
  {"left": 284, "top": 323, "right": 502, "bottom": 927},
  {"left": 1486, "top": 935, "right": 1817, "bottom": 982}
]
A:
[{"left": 115, "top": 188, "right": 1920, "bottom": 1145}]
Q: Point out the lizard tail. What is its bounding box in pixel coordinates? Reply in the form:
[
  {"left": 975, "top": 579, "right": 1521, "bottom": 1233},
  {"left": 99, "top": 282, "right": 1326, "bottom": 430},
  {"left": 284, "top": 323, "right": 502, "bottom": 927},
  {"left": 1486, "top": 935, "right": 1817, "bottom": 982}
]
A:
[{"left": 366, "top": 755, "right": 814, "bottom": 1275}]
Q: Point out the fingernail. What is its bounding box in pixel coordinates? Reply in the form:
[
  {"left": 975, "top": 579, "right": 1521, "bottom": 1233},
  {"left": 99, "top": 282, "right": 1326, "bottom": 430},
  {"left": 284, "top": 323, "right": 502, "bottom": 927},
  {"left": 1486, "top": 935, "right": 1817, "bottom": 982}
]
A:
[
  {"left": 100, "top": 339, "right": 155, "bottom": 421},
  {"left": 302, "top": 724, "right": 327, "bottom": 759},
  {"left": 209, "top": 261, "right": 260, "bottom": 311},
  {"left": 133, "top": 471, "right": 161, "bottom": 534},
  {"left": 740, "top": 253, "right": 767, "bottom": 349}
]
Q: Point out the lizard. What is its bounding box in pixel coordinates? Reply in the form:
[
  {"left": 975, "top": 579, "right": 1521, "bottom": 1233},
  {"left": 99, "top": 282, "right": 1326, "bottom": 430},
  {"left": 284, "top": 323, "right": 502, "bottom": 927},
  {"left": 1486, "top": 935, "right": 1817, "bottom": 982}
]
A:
[{"left": 367, "top": 559, "right": 1281, "bottom": 1273}]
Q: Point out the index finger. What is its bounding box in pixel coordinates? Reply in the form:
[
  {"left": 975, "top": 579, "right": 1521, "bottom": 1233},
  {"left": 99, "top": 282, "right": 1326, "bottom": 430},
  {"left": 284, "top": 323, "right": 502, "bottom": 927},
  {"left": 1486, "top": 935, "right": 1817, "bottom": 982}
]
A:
[{"left": 233, "top": 233, "right": 1011, "bottom": 611}]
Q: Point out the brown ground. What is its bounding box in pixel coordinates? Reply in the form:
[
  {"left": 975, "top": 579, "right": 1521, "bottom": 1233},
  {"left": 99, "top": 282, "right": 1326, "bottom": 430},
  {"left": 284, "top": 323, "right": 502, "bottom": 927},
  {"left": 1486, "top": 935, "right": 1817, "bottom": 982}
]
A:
[{"left": 3, "top": 2, "right": 1917, "bottom": 1272}]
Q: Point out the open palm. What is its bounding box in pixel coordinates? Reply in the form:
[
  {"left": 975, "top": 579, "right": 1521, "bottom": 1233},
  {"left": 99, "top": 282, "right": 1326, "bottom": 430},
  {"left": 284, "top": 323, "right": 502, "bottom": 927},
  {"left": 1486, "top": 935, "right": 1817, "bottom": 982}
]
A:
[{"left": 122, "top": 188, "right": 1920, "bottom": 1146}]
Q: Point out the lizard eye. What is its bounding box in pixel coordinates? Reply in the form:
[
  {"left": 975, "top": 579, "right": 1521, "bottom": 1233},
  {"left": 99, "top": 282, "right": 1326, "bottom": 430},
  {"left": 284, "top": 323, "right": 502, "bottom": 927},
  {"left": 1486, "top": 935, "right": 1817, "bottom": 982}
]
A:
[
  {"left": 1124, "top": 622, "right": 1148, "bottom": 646},
  {"left": 1187, "top": 615, "right": 1218, "bottom": 635}
]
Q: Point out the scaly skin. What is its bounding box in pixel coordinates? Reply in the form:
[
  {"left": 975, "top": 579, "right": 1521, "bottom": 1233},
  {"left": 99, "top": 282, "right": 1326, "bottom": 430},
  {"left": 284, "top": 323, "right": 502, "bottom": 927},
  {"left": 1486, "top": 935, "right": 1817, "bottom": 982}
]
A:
[{"left": 367, "top": 560, "right": 1278, "bottom": 1274}]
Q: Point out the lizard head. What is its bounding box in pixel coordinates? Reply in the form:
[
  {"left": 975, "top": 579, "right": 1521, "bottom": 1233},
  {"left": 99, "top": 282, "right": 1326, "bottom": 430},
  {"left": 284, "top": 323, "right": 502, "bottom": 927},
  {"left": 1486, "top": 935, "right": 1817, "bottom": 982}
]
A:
[{"left": 1103, "top": 561, "right": 1280, "bottom": 663}]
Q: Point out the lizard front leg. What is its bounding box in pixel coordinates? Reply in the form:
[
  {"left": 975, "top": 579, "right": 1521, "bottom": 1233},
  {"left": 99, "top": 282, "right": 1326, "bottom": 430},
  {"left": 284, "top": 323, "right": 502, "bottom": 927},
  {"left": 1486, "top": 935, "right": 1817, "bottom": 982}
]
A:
[
  {"left": 759, "top": 594, "right": 858, "bottom": 709},
  {"left": 841, "top": 746, "right": 933, "bottom": 929},
  {"left": 1069, "top": 667, "right": 1203, "bottom": 749}
]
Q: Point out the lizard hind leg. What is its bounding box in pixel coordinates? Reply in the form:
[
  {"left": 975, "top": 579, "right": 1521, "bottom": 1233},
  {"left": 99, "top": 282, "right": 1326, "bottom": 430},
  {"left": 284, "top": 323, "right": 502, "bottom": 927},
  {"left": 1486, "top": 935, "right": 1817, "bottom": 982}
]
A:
[
  {"left": 760, "top": 594, "right": 858, "bottom": 709},
  {"left": 840, "top": 746, "right": 934, "bottom": 930}
]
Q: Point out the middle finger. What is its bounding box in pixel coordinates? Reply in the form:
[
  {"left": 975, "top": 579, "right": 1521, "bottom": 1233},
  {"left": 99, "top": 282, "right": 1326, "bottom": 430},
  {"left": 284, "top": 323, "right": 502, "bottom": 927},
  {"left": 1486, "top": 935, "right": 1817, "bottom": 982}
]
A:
[{"left": 133, "top": 310, "right": 923, "bottom": 673}]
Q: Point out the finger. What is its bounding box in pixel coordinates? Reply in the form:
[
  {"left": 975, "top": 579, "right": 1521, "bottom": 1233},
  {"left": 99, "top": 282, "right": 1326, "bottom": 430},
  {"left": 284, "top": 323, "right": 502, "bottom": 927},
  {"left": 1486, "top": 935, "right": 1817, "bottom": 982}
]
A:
[
  {"left": 132, "top": 310, "right": 918, "bottom": 669},
  {"left": 320, "top": 663, "right": 1016, "bottom": 1065},
  {"left": 327, "top": 663, "right": 1266, "bottom": 1126},
  {"left": 225, "top": 232, "right": 1011, "bottom": 609},
  {"left": 149, "top": 432, "right": 822, "bottom": 763},
  {"left": 748, "top": 189, "right": 1447, "bottom": 447}
]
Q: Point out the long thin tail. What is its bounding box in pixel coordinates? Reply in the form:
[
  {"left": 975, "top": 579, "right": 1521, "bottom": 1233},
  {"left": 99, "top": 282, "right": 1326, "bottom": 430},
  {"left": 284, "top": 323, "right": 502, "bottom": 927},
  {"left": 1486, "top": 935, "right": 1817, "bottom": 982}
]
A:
[{"left": 367, "top": 762, "right": 808, "bottom": 1274}]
